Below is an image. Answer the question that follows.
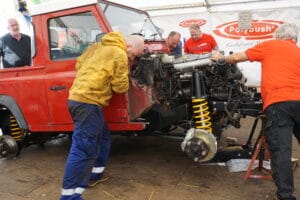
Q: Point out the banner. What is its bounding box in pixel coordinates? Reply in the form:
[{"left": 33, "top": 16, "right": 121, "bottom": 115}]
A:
[{"left": 151, "top": 7, "right": 300, "bottom": 86}]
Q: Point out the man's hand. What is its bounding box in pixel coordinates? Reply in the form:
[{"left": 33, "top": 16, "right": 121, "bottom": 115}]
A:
[
  {"left": 210, "top": 51, "right": 225, "bottom": 62},
  {"left": 211, "top": 51, "right": 248, "bottom": 64}
]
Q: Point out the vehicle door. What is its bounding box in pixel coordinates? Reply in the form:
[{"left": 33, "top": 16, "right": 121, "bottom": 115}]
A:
[{"left": 42, "top": 6, "right": 107, "bottom": 127}]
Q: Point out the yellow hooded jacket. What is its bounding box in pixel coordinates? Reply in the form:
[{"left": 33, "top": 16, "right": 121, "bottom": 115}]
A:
[{"left": 68, "top": 32, "right": 129, "bottom": 107}]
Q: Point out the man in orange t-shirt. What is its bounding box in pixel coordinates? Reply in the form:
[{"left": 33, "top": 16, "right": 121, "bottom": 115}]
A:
[
  {"left": 211, "top": 23, "right": 300, "bottom": 200},
  {"left": 184, "top": 23, "right": 218, "bottom": 54}
]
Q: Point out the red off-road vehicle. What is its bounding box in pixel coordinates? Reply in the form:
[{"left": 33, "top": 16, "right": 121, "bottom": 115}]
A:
[{"left": 0, "top": 0, "right": 262, "bottom": 163}]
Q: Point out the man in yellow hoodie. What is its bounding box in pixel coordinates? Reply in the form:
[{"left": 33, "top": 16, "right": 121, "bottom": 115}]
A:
[{"left": 60, "top": 32, "right": 144, "bottom": 200}]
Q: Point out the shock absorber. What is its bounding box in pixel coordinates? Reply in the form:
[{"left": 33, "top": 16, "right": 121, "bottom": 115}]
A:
[
  {"left": 192, "top": 70, "right": 212, "bottom": 133},
  {"left": 192, "top": 99, "right": 212, "bottom": 133},
  {"left": 181, "top": 70, "right": 217, "bottom": 162},
  {"left": 0, "top": 115, "right": 20, "bottom": 158},
  {"left": 10, "top": 115, "right": 24, "bottom": 141}
]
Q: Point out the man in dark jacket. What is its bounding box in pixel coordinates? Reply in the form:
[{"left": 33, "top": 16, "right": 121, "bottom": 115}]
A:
[
  {"left": 0, "top": 18, "right": 31, "bottom": 68},
  {"left": 165, "top": 31, "right": 182, "bottom": 57}
]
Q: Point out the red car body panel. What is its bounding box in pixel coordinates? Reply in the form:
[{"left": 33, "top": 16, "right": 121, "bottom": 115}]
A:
[{"left": 0, "top": 1, "right": 167, "bottom": 134}]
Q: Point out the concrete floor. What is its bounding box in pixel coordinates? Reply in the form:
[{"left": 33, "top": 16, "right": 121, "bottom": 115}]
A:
[{"left": 0, "top": 117, "right": 299, "bottom": 200}]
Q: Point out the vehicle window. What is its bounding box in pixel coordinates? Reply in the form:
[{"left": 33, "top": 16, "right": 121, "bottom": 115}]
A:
[
  {"left": 48, "top": 12, "right": 103, "bottom": 60},
  {"left": 99, "top": 2, "right": 162, "bottom": 40}
]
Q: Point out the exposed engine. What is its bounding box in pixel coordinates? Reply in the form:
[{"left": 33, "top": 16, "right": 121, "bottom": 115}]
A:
[{"left": 131, "top": 52, "right": 262, "bottom": 162}]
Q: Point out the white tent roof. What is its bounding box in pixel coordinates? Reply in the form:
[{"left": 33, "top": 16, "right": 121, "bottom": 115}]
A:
[
  {"left": 108, "top": 0, "right": 300, "bottom": 16},
  {"left": 109, "top": 0, "right": 299, "bottom": 8}
]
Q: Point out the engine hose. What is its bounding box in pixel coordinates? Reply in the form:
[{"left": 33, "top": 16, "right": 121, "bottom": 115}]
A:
[
  {"left": 10, "top": 115, "right": 24, "bottom": 141},
  {"left": 192, "top": 98, "right": 212, "bottom": 133}
]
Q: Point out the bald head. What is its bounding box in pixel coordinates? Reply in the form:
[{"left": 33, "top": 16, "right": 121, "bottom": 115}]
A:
[
  {"left": 166, "top": 31, "right": 181, "bottom": 49},
  {"left": 125, "top": 35, "right": 145, "bottom": 61},
  {"left": 7, "top": 18, "right": 21, "bottom": 39}
]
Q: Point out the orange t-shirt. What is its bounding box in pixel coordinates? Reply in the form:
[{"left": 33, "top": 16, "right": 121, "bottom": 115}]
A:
[
  {"left": 184, "top": 33, "right": 217, "bottom": 54},
  {"left": 246, "top": 39, "right": 300, "bottom": 111}
]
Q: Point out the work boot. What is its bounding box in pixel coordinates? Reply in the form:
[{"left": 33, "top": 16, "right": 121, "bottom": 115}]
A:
[{"left": 88, "top": 172, "right": 110, "bottom": 188}]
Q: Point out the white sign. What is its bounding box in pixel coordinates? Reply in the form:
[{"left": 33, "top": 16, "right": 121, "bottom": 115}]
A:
[{"left": 151, "top": 7, "right": 300, "bottom": 86}]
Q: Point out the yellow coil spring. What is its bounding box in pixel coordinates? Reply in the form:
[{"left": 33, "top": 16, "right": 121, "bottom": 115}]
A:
[
  {"left": 192, "top": 98, "right": 212, "bottom": 133},
  {"left": 10, "top": 115, "right": 24, "bottom": 141}
]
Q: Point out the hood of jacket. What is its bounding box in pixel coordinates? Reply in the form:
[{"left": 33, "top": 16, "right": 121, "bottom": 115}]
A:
[{"left": 101, "top": 31, "right": 126, "bottom": 51}]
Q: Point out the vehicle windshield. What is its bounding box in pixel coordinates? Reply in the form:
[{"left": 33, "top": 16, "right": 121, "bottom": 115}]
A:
[{"left": 99, "top": 2, "right": 162, "bottom": 40}]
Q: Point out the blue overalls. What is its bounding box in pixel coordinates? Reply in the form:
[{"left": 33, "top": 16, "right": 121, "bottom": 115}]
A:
[{"left": 60, "top": 100, "right": 111, "bottom": 200}]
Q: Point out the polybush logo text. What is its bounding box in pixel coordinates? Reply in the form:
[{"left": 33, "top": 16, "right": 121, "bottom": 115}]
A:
[
  {"left": 213, "top": 20, "right": 284, "bottom": 40},
  {"left": 179, "top": 19, "right": 207, "bottom": 28}
]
